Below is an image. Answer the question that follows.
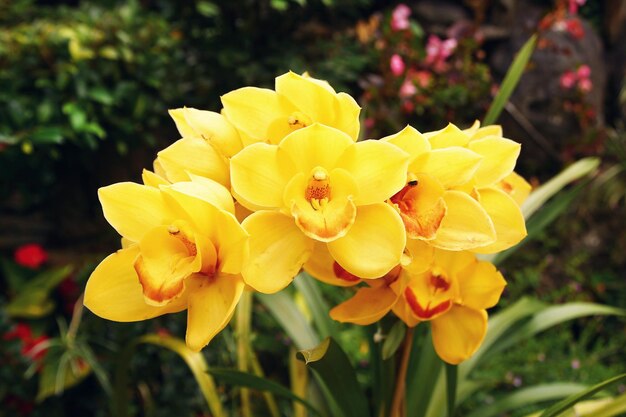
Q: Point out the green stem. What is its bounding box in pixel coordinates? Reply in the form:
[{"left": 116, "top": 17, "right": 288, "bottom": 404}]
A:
[
  {"left": 248, "top": 344, "right": 281, "bottom": 417},
  {"left": 389, "top": 327, "right": 414, "bottom": 417},
  {"left": 237, "top": 290, "right": 253, "bottom": 417},
  {"left": 66, "top": 293, "right": 84, "bottom": 346}
]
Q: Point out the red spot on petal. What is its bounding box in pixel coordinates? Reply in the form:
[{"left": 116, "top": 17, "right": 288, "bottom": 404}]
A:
[
  {"left": 404, "top": 288, "right": 451, "bottom": 320},
  {"left": 333, "top": 262, "right": 361, "bottom": 282}
]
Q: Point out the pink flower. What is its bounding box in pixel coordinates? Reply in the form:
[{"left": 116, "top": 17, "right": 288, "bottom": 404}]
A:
[
  {"left": 14, "top": 244, "right": 48, "bottom": 269},
  {"left": 568, "top": 0, "right": 586, "bottom": 15},
  {"left": 577, "top": 65, "right": 591, "bottom": 79},
  {"left": 399, "top": 79, "right": 417, "bottom": 98},
  {"left": 364, "top": 118, "right": 375, "bottom": 129},
  {"left": 390, "top": 54, "right": 406, "bottom": 76},
  {"left": 560, "top": 71, "right": 577, "bottom": 89},
  {"left": 425, "top": 35, "right": 457, "bottom": 72},
  {"left": 578, "top": 77, "right": 592, "bottom": 92},
  {"left": 391, "top": 4, "right": 411, "bottom": 31}
]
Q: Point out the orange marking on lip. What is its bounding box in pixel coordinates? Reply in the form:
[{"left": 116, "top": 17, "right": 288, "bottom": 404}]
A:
[{"left": 404, "top": 287, "right": 451, "bottom": 320}]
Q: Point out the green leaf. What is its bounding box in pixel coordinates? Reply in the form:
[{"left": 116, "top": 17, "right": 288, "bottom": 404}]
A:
[
  {"left": 207, "top": 368, "right": 323, "bottom": 417},
  {"left": 460, "top": 297, "right": 546, "bottom": 380},
  {"left": 257, "top": 291, "right": 320, "bottom": 349},
  {"left": 197, "top": 1, "right": 220, "bottom": 17},
  {"left": 483, "top": 34, "right": 537, "bottom": 125},
  {"left": 465, "top": 383, "right": 588, "bottom": 417},
  {"left": 488, "top": 302, "right": 625, "bottom": 356},
  {"left": 408, "top": 328, "right": 444, "bottom": 417},
  {"left": 37, "top": 350, "right": 92, "bottom": 402},
  {"left": 382, "top": 320, "right": 406, "bottom": 360},
  {"left": 539, "top": 374, "right": 626, "bottom": 417},
  {"left": 0, "top": 133, "right": 19, "bottom": 145},
  {"left": 487, "top": 158, "right": 598, "bottom": 264},
  {"left": 521, "top": 157, "right": 600, "bottom": 219},
  {"left": 29, "top": 127, "right": 64, "bottom": 144},
  {"left": 591, "top": 392, "right": 626, "bottom": 417},
  {"left": 446, "top": 363, "right": 457, "bottom": 417},
  {"left": 114, "top": 334, "right": 225, "bottom": 417},
  {"left": 6, "top": 265, "right": 73, "bottom": 318},
  {"left": 297, "top": 338, "right": 371, "bottom": 417},
  {"left": 294, "top": 272, "right": 340, "bottom": 340},
  {"left": 88, "top": 86, "right": 114, "bottom": 105}
]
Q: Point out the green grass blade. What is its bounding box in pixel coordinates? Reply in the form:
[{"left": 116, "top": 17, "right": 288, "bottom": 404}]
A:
[
  {"left": 6, "top": 265, "right": 73, "bottom": 318},
  {"left": 297, "top": 337, "right": 371, "bottom": 417},
  {"left": 294, "top": 271, "right": 340, "bottom": 340},
  {"left": 460, "top": 297, "right": 546, "bottom": 381},
  {"left": 382, "top": 320, "right": 406, "bottom": 360},
  {"left": 208, "top": 368, "right": 324, "bottom": 417},
  {"left": 521, "top": 157, "right": 600, "bottom": 219},
  {"left": 257, "top": 291, "right": 321, "bottom": 349},
  {"left": 592, "top": 392, "right": 626, "bottom": 417},
  {"left": 492, "top": 180, "right": 589, "bottom": 265},
  {"left": 445, "top": 363, "right": 457, "bottom": 417},
  {"left": 483, "top": 34, "right": 537, "bottom": 125},
  {"left": 113, "top": 334, "right": 225, "bottom": 417},
  {"left": 407, "top": 327, "right": 444, "bottom": 417},
  {"left": 488, "top": 302, "right": 625, "bottom": 356},
  {"left": 466, "top": 383, "right": 588, "bottom": 417},
  {"left": 539, "top": 374, "right": 626, "bottom": 417}
]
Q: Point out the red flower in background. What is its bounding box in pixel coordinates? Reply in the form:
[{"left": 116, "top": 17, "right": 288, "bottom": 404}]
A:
[
  {"left": 14, "top": 244, "right": 48, "bottom": 269},
  {"left": 3, "top": 323, "right": 49, "bottom": 361}
]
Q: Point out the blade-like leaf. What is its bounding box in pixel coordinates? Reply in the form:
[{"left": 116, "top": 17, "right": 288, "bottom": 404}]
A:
[
  {"left": 466, "top": 383, "right": 588, "bottom": 417},
  {"left": 407, "top": 327, "right": 444, "bottom": 417},
  {"left": 297, "top": 337, "right": 371, "bottom": 417},
  {"left": 382, "top": 320, "right": 406, "bottom": 360},
  {"left": 592, "top": 392, "right": 626, "bottom": 417},
  {"left": 446, "top": 363, "right": 457, "bottom": 417},
  {"left": 37, "top": 349, "right": 92, "bottom": 402},
  {"left": 460, "top": 297, "right": 546, "bottom": 381},
  {"left": 294, "top": 272, "right": 340, "bottom": 340},
  {"left": 208, "top": 368, "right": 323, "bottom": 417},
  {"left": 488, "top": 303, "right": 625, "bottom": 356},
  {"left": 6, "top": 265, "right": 73, "bottom": 318},
  {"left": 257, "top": 291, "right": 320, "bottom": 350},
  {"left": 113, "top": 334, "right": 225, "bottom": 417},
  {"left": 483, "top": 34, "right": 537, "bottom": 125},
  {"left": 492, "top": 180, "right": 589, "bottom": 265},
  {"left": 540, "top": 374, "right": 626, "bottom": 417},
  {"left": 521, "top": 157, "right": 600, "bottom": 219}
]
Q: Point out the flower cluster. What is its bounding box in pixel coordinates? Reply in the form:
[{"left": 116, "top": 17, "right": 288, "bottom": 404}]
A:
[
  {"left": 357, "top": 3, "right": 493, "bottom": 137},
  {"left": 84, "top": 72, "right": 528, "bottom": 363}
]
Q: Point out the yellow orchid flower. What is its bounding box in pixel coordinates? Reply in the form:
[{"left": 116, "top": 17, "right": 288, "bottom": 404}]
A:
[
  {"left": 383, "top": 123, "right": 527, "bottom": 253},
  {"left": 154, "top": 108, "right": 243, "bottom": 188},
  {"left": 230, "top": 123, "right": 409, "bottom": 293},
  {"left": 84, "top": 177, "right": 249, "bottom": 351},
  {"left": 221, "top": 71, "right": 360, "bottom": 146},
  {"left": 329, "top": 241, "right": 506, "bottom": 364}
]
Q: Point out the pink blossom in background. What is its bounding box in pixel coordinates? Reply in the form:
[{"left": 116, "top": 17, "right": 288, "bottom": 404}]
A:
[
  {"left": 568, "top": 0, "right": 586, "bottom": 15},
  {"left": 391, "top": 4, "right": 411, "bottom": 31},
  {"left": 390, "top": 54, "right": 406, "bottom": 76},
  {"left": 399, "top": 79, "right": 417, "bottom": 98},
  {"left": 560, "top": 71, "right": 577, "bottom": 89},
  {"left": 364, "top": 117, "right": 375, "bottom": 129},
  {"left": 577, "top": 64, "right": 591, "bottom": 79},
  {"left": 425, "top": 35, "right": 457, "bottom": 72},
  {"left": 578, "top": 77, "right": 592, "bottom": 92}
]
